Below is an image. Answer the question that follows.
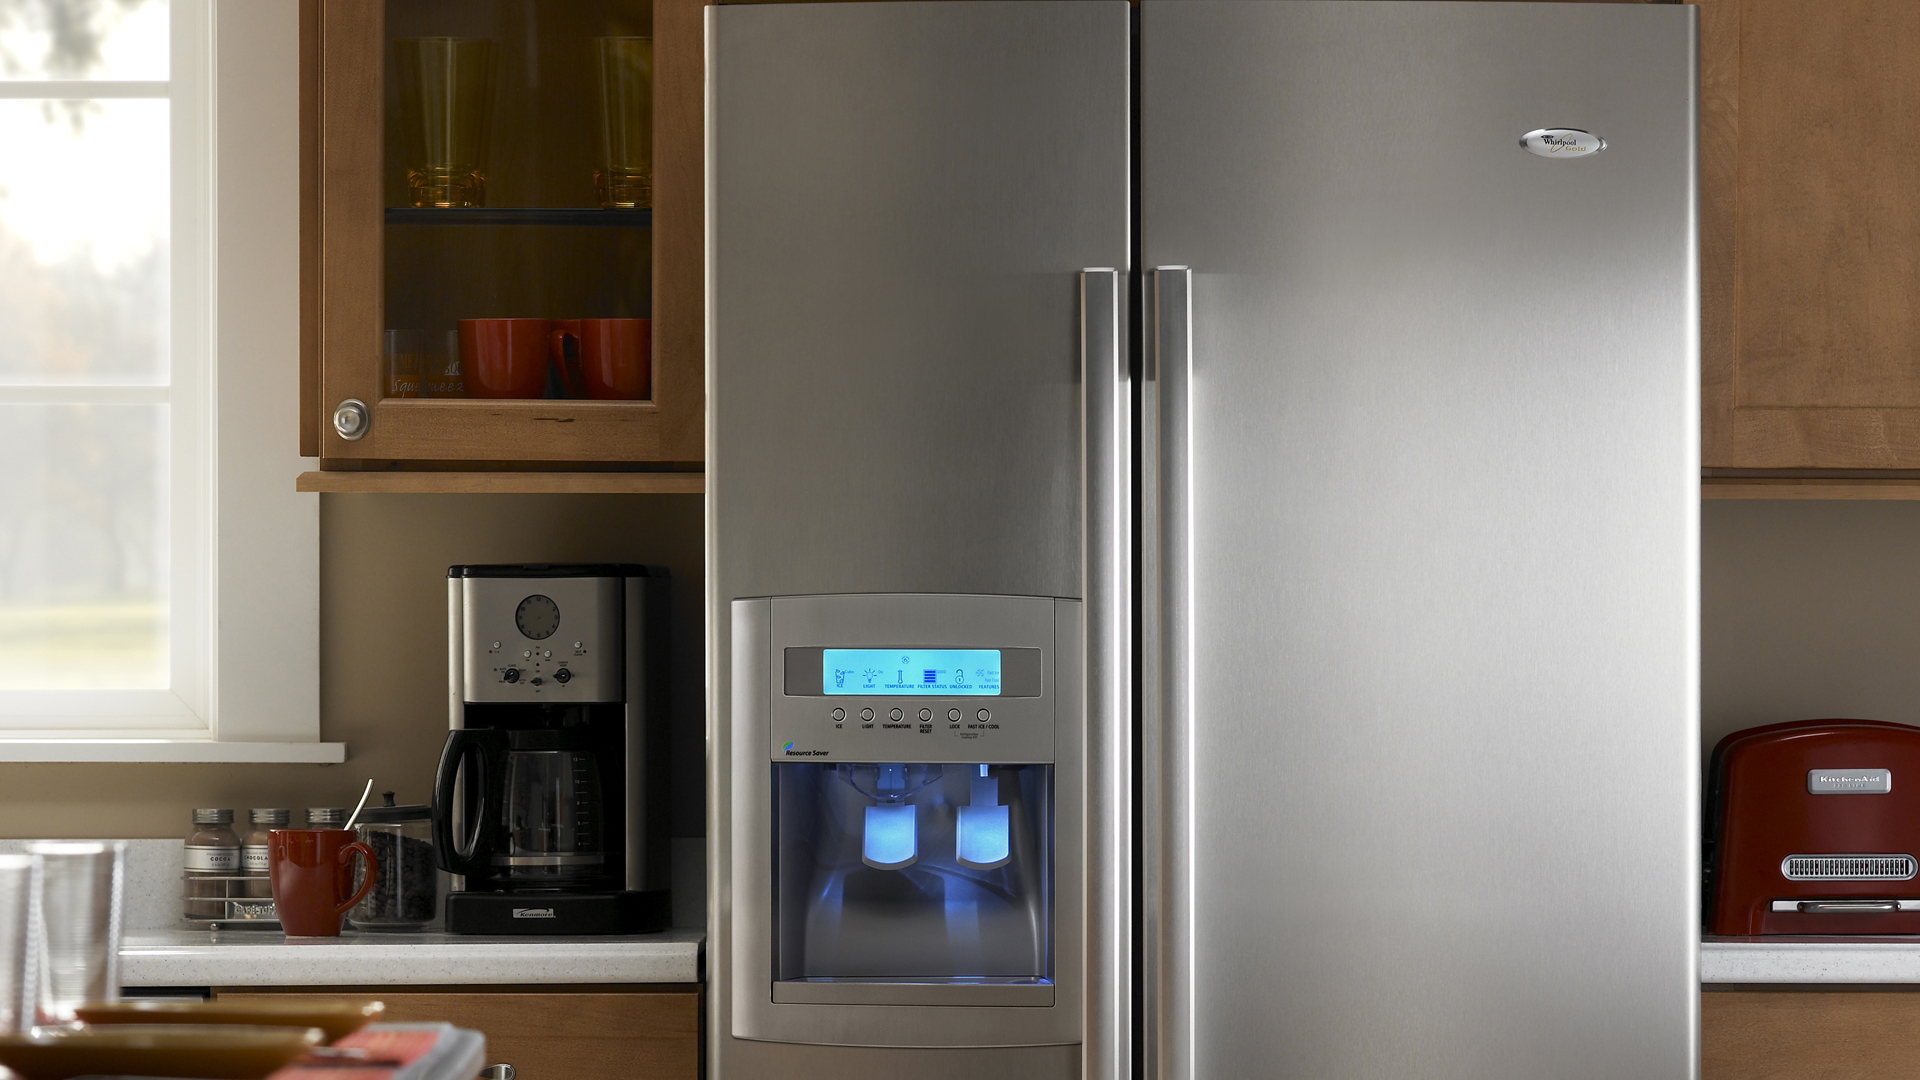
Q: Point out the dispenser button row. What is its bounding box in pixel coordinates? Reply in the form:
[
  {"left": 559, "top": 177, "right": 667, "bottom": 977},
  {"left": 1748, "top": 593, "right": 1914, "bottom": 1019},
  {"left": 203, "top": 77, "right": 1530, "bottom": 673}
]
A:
[{"left": 827, "top": 706, "right": 990, "bottom": 724}]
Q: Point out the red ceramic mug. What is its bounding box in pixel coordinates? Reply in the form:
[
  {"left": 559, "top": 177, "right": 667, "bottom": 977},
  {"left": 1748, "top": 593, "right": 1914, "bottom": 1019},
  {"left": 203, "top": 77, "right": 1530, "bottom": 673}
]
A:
[
  {"left": 268, "top": 829, "right": 376, "bottom": 937},
  {"left": 551, "top": 318, "right": 651, "bottom": 400},
  {"left": 458, "top": 318, "right": 553, "bottom": 398}
]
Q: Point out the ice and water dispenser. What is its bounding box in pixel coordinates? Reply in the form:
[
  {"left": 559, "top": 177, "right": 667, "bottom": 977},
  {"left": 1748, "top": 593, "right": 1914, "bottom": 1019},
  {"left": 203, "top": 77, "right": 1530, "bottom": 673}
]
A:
[{"left": 729, "top": 592, "right": 1083, "bottom": 1048}]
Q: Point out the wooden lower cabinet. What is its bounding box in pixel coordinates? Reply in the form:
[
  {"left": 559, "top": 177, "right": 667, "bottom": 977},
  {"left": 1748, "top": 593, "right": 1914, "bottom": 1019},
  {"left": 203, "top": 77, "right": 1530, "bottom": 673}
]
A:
[
  {"left": 215, "top": 986, "right": 699, "bottom": 1080},
  {"left": 1703, "top": 988, "right": 1920, "bottom": 1079}
]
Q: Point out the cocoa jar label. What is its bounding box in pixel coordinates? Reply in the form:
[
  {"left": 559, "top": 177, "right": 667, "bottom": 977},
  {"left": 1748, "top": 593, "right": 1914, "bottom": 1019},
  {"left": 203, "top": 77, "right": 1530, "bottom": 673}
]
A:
[{"left": 185, "top": 845, "right": 238, "bottom": 872}]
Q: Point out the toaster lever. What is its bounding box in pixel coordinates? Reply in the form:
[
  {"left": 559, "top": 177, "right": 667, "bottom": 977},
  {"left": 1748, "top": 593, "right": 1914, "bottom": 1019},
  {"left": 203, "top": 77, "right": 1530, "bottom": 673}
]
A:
[{"left": 1796, "top": 900, "right": 1901, "bottom": 914}]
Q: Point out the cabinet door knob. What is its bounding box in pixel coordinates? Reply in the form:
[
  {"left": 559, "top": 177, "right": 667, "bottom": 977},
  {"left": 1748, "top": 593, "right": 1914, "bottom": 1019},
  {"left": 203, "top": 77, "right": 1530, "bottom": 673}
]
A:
[
  {"left": 478, "top": 1065, "right": 515, "bottom": 1080},
  {"left": 333, "top": 399, "right": 370, "bottom": 441}
]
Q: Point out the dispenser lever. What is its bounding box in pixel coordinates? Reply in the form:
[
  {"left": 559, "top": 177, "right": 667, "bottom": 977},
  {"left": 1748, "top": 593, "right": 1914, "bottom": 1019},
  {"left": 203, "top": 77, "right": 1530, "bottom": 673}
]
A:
[{"left": 958, "top": 764, "right": 1011, "bottom": 870}]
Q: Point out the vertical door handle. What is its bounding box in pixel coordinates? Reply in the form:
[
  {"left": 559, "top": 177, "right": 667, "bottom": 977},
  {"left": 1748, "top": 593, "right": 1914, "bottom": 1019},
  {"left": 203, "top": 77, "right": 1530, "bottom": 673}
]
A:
[
  {"left": 1149, "top": 266, "right": 1194, "bottom": 1080},
  {"left": 1081, "top": 268, "right": 1130, "bottom": 1080}
]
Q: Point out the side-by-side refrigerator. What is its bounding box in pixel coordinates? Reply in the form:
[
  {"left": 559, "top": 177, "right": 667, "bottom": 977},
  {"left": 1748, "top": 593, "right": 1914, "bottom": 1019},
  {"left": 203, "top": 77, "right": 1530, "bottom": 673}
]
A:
[{"left": 707, "top": 4, "right": 1700, "bottom": 1078}]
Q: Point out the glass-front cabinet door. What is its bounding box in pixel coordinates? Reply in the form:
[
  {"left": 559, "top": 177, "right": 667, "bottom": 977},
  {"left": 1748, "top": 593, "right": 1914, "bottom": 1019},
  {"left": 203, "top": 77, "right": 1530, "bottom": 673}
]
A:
[{"left": 309, "top": 0, "right": 702, "bottom": 469}]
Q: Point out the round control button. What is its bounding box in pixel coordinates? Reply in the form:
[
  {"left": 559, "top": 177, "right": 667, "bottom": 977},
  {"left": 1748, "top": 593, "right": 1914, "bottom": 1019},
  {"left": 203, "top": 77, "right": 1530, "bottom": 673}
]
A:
[
  {"left": 491, "top": 641, "right": 501, "bottom": 649},
  {"left": 948, "top": 708, "right": 962, "bottom": 723},
  {"left": 918, "top": 708, "right": 932, "bottom": 721},
  {"left": 977, "top": 708, "right": 991, "bottom": 722},
  {"left": 522, "top": 650, "right": 532, "bottom": 659},
  {"left": 889, "top": 707, "right": 904, "bottom": 721},
  {"left": 830, "top": 707, "right": 846, "bottom": 722},
  {"left": 859, "top": 708, "right": 874, "bottom": 722},
  {"left": 573, "top": 641, "right": 583, "bottom": 649},
  {"left": 543, "top": 650, "right": 552, "bottom": 659}
]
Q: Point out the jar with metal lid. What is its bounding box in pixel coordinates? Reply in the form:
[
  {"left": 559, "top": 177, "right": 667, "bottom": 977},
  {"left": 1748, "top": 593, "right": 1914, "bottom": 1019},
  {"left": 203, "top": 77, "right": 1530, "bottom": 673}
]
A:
[
  {"left": 241, "top": 809, "right": 290, "bottom": 899},
  {"left": 306, "top": 808, "right": 347, "bottom": 828},
  {"left": 184, "top": 809, "right": 240, "bottom": 919},
  {"left": 349, "top": 792, "right": 440, "bottom": 930}
]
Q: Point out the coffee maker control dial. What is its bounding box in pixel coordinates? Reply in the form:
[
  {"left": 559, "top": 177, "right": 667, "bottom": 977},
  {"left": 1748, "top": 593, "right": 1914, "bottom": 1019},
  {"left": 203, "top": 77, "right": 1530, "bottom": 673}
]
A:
[
  {"left": 502, "top": 667, "right": 521, "bottom": 683},
  {"left": 554, "top": 668, "right": 573, "bottom": 684}
]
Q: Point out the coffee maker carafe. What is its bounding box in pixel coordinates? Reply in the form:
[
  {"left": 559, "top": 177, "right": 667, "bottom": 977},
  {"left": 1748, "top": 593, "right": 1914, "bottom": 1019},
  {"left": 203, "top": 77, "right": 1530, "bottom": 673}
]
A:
[
  {"left": 436, "top": 564, "right": 672, "bottom": 934},
  {"left": 435, "top": 728, "right": 610, "bottom": 888}
]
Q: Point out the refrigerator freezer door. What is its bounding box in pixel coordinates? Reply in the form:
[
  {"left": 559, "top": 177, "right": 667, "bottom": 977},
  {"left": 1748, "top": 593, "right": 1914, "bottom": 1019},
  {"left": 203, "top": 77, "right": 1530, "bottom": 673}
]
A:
[
  {"left": 1142, "top": 4, "right": 1700, "bottom": 1079},
  {"left": 708, "top": 2, "right": 1130, "bottom": 1077}
]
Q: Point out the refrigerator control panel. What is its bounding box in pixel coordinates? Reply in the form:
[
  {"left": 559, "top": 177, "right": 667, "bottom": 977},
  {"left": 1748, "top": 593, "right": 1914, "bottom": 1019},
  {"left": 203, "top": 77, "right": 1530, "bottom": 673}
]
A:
[{"left": 761, "top": 593, "right": 1068, "bottom": 764}]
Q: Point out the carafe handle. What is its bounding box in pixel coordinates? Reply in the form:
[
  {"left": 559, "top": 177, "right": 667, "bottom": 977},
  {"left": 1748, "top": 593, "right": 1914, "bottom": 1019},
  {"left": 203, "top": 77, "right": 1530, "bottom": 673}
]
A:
[{"left": 433, "top": 728, "right": 506, "bottom": 878}]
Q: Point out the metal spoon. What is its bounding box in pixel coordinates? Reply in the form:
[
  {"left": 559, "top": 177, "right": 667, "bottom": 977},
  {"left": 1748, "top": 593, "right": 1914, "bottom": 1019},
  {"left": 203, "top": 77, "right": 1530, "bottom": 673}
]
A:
[{"left": 343, "top": 778, "right": 375, "bottom": 831}]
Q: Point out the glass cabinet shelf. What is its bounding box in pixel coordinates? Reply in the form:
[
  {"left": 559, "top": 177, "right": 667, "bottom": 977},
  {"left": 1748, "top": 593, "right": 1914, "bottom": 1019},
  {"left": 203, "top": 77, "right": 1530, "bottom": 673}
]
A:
[{"left": 385, "top": 207, "right": 653, "bottom": 227}]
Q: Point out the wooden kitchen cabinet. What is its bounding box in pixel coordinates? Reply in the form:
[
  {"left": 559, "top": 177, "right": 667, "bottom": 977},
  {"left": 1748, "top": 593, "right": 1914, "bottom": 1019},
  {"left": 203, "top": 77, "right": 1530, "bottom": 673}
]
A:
[
  {"left": 214, "top": 987, "right": 699, "bottom": 1080},
  {"left": 1701, "top": 0, "right": 1920, "bottom": 472},
  {"left": 300, "top": 0, "right": 705, "bottom": 478},
  {"left": 1702, "top": 988, "right": 1920, "bottom": 1079}
]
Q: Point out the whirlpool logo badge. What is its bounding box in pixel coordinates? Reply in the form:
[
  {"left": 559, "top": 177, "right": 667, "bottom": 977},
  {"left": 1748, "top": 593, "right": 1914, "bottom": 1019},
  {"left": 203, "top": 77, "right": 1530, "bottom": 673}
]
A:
[
  {"left": 512, "top": 908, "right": 557, "bottom": 919},
  {"left": 1519, "top": 128, "right": 1606, "bottom": 159},
  {"left": 783, "top": 742, "right": 829, "bottom": 757}
]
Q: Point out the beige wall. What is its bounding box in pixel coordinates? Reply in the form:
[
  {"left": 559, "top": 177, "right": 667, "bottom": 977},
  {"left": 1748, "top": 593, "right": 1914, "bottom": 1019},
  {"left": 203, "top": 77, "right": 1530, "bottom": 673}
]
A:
[
  {"left": 1702, "top": 499, "right": 1920, "bottom": 753},
  {"left": 0, "top": 494, "right": 705, "bottom": 839}
]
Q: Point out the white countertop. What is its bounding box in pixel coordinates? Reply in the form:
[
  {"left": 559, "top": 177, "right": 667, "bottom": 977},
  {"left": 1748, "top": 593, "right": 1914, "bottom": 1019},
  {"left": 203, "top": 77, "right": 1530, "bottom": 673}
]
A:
[
  {"left": 121, "top": 929, "right": 703, "bottom": 988},
  {"left": 120, "top": 930, "right": 1899, "bottom": 988},
  {"left": 1702, "top": 937, "right": 1920, "bottom": 984},
  {"left": 0, "top": 839, "right": 708, "bottom": 989}
]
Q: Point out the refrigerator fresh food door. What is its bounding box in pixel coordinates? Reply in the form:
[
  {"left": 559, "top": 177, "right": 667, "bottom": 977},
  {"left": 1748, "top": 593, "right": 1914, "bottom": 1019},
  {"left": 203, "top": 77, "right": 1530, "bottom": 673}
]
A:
[
  {"left": 1142, "top": 4, "right": 1700, "bottom": 1079},
  {"left": 707, "top": 2, "right": 1130, "bottom": 1077}
]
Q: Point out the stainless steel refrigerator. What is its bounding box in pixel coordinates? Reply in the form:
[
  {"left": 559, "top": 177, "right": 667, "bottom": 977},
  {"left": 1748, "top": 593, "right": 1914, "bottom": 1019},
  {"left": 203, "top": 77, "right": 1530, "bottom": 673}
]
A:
[{"left": 707, "top": 3, "right": 1699, "bottom": 1078}]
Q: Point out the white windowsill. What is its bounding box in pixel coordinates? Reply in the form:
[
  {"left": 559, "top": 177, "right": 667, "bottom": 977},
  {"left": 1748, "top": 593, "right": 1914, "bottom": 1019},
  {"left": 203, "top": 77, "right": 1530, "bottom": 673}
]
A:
[{"left": 0, "top": 740, "right": 346, "bottom": 763}]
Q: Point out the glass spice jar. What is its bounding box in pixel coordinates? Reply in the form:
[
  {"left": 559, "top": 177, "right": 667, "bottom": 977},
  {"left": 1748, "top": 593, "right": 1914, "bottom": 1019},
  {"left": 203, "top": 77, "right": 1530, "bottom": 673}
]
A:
[
  {"left": 184, "top": 809, "right": 240, "bottom": 919},
  {"left": 241, "top": 809, "right": 289, "bottom": 899}
]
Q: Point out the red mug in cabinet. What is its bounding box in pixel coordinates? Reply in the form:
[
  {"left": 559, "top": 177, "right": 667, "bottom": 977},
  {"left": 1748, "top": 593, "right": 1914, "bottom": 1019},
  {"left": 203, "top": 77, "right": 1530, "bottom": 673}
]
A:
[
  {"left": 269, "top": 829, "right": 376, "bottom": 937},
  {"left": 458, "top": 318, "right": 553, "bottom": 399},
  {"left": 551, "top": 318, "right": 652, "bottom": 400}
]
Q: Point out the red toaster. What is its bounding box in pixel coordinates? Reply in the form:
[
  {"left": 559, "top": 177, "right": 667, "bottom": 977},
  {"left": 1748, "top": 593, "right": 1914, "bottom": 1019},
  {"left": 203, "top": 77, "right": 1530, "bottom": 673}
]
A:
[{"left": 1708, "top": 719, "right": 1920, "bottom": 935}]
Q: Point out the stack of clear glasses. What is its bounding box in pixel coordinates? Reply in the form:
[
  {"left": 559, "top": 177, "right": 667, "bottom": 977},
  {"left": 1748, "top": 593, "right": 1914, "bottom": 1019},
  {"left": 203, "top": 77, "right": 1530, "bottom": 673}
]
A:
[{"left": 0, "top": 842, "right": 126, "bottom": 1030}]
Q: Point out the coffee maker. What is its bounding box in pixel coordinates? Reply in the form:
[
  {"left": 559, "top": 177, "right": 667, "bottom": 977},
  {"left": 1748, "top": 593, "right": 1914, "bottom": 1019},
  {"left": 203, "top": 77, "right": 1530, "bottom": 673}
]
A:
[{"left": 436, "top": 564, "right": 671, "bottom": 934}]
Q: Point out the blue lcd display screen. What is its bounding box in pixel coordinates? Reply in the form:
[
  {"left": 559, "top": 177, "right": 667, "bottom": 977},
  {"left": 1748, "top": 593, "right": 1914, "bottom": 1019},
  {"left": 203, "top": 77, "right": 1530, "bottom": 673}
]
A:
[{"left": 822, "top": 649, "right": 1001, "bottom": 696}]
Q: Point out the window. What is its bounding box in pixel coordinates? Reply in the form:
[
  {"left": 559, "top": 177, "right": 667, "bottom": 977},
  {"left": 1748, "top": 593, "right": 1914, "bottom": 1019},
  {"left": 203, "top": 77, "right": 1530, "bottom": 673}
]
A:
[{"left": 0, "top": 0, "right": 334, "bottom": 759}]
